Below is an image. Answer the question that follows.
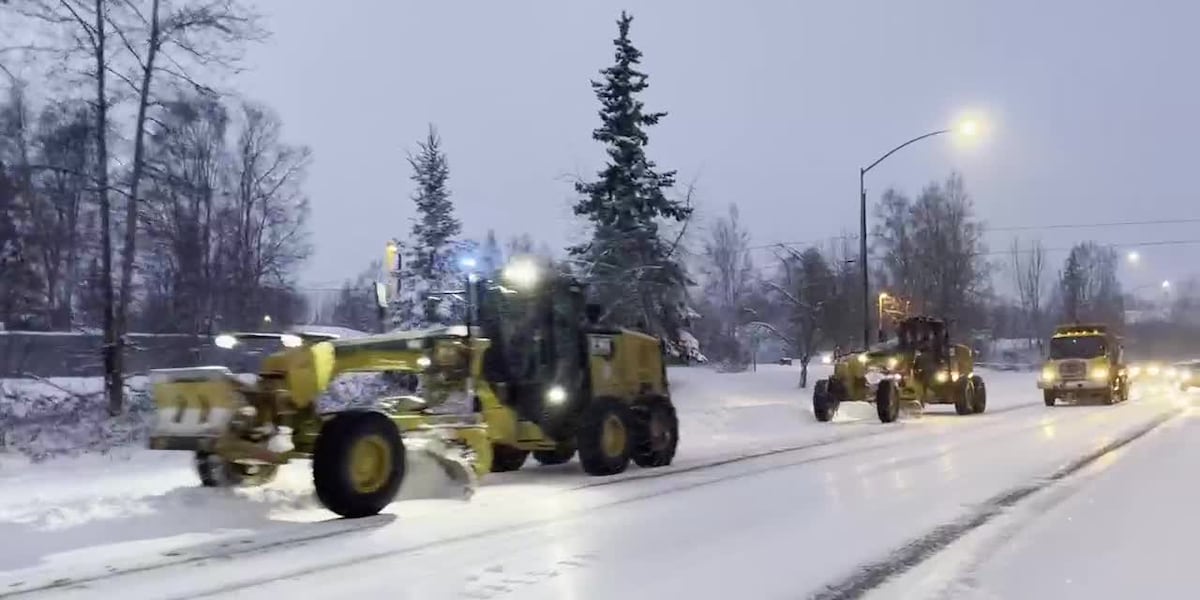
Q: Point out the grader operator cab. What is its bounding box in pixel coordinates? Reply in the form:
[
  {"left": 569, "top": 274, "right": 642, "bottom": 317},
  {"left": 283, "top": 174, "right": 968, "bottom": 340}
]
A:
[
  {"left": 812, "top": 316, "right": 986, "bottom": 423},
  {"left": 146, "top": 256, "right": 678, "bottom": 518}
]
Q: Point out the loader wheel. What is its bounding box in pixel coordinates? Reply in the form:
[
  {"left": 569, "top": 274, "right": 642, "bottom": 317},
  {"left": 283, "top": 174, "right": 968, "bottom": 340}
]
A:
[
  {"left": 813, "top": 379, "right": 836, "bottom": 422},
  {"left": 578, "top": 398, "right": 633, "bottom": 476},
  {"left": 312, "top": 411, "right": 406, "bottom": 519},
  {"left": 632, "top": 400, "right": 678, "bottom": 468},
  {"left": 955, "top": 377, "right": 975, "bottom": 416},
  {"left": 970, "top": 375, "right": 987, "bottom": 414},
  {"left": 1044, "top": 390, "right": 1056, "bottom": 407},
  {"left": 875, "top": 380, "right": 900, "bottom": 423},
  {"left": 491, "top": 444, "right": 530, "bottom": 472},
  {"left": 195, "top": 452, "right": 279, "bottom": 488},
  {"left": 532, "top": 442, "right": 575, "bottom": 466}
]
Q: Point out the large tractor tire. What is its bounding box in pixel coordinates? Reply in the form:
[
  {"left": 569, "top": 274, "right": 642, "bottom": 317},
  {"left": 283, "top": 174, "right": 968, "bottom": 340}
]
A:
[
  {"left": 813, "top": 379, "right": 836, "bottom": 422},
  {"left": 632, "top": 400, "right": 678, "bottom": 468},
  {"left": 195, "top": 452, "right": 278, "bottom": 488},
  {"left": 954, "top": 377, "right": 976, "bottom": 415},
  {"left": 532, "top": 442, "right": 575, "bottom": 466},
  {"left": 578, "top": 397, "right": 634, "bottom": 476},
  {"left": 1044, "top": 390, "right": 1056, "bottom": 407},
  {"left": 312, "top": 411, "right": 406, "bottom": 519},
  {"left": 970, "top": 375, "right": 987, "bottom": 414},
  {"left": 875, "top": 380, "right": 900, "bottom": 423},
  {"left": 491, "top": 444, "right": 530, "bottom": 472}
]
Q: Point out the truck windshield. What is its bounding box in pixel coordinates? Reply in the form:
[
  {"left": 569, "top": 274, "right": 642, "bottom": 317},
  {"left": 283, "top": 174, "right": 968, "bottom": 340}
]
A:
[{"left": 1049, "top": 336, "right": 1106, "bottom": 359}]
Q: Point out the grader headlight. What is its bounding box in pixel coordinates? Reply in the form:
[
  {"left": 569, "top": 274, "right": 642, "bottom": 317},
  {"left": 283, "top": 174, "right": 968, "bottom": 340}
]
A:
[{"left": 502, "top": 258, "right": 540, "bottom": 289}]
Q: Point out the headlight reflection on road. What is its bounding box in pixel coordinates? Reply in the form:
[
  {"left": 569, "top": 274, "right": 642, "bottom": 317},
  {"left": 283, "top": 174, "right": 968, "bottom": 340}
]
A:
[{"left": 1039, "top": 417, "right": 1057, "bottom": 440}]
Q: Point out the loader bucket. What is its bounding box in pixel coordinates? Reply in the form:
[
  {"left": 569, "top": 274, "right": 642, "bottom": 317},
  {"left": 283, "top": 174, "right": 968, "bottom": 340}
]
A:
[{"left": 397, "top": 435, "right": 479, "bottom": 501}]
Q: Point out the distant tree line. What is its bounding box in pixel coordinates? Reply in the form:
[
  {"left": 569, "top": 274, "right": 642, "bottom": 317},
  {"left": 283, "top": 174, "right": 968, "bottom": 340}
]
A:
[{"left": 0, "top": 0, "right": 308, "bottom": 412}]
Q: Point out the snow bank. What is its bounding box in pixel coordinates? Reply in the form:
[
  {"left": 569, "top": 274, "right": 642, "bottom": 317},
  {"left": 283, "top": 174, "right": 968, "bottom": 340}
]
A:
[{"left": 0, "top": 377, "right": 154, "bottom": 461}]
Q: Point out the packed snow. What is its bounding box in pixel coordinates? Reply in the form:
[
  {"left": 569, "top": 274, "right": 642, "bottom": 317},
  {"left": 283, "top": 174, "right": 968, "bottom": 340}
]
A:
[{"left": 0, "top": 365, "right": 1188, "bottom": 599}]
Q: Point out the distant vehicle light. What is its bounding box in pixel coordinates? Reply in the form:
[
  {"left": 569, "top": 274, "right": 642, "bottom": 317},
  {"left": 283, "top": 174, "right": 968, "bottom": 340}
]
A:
[
  {"left": 214, "top": 334, "right": 238, "bottom": 349},
  {"left": 280, "top": 334, "right": 303, "bottom": 348},
  {"left": 821, "top": 353, "right": 833, "bottom": 365}
]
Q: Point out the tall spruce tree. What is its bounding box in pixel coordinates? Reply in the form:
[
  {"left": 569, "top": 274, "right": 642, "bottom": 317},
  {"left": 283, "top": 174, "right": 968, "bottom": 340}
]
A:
[
  {"left": 571, "top": 11, "right": 694, "bottom": 353},
  {"left": 392, "top": 125, "right": 462, "bottom": 328}
]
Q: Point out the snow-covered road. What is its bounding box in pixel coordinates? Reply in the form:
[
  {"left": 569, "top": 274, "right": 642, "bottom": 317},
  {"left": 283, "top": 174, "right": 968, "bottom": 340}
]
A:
[{"left": 0, "top": 366, "right": 1188, "bottom": 599}]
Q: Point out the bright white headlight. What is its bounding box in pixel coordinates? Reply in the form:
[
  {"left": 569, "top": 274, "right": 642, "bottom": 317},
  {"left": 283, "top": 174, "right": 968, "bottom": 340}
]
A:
[
  {"left": 546, "top": 385, "right": 567, "bottom": 404},
  {"left": 280, "top": 334, "right": 303, "bottom": 348},
  {"left": 214, "top": 334, "right": 238, "bottom": 349},
  {"left": 416, "top": 356, "right": 432, "bottom": 369}
]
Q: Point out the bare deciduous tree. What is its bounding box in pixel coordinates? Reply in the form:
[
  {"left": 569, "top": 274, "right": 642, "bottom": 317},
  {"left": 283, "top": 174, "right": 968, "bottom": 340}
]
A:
[
  {"left": 1010, "top": 237, "right": 1046, "bottom": 346},
  {"left": 699, "top": 204, "right": 755, "bottom": 366}
]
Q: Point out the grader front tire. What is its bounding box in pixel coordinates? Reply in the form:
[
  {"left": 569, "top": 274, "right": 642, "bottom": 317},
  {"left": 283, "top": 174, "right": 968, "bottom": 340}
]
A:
[
  {"left": 876, "top": 380, "right": 900, "bottom": 423},
  {"left": 312, "top": 412, "right": 406, "bottom": 519}
]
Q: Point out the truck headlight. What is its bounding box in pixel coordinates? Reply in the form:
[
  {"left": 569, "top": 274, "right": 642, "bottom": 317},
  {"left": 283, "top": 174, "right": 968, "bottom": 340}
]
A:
[
  {"left": 1129, "top": 365, "right": 1142, "bottom": 377},
  {"left": 1041, "top": 368, "right": 1057, "bottom": 382},
  {"left": 1090, "top": 366, "right": 1110, "bottom": 381}
]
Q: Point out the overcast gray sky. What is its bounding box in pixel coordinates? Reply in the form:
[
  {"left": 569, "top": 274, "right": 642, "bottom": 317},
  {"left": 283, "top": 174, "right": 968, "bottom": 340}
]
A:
[{"left": 235, "top": 0, "right": 1200, "bottom": 297}]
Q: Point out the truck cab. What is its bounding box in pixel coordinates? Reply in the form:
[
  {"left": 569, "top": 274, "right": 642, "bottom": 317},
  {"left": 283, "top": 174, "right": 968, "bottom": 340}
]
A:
[{"left": 1038, "top": 324, "right": 1129, "bottom": 406}]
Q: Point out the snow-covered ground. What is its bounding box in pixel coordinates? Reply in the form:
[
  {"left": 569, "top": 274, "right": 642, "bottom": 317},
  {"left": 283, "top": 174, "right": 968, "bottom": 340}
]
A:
[{"left": 0, "top": 365, "right": 1187, "bottom": 599}]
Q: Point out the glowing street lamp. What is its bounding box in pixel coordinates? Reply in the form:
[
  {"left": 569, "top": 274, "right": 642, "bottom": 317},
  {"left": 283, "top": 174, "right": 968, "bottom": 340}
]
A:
[{"left": 858, "top": 115, "right": 987, "bottom": 347}]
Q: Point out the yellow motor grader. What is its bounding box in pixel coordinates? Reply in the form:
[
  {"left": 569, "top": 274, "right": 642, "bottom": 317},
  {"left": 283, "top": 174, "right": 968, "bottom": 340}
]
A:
[
  {"left": 147, "top": 257, "right": 678, "bottom": 518},
  {"left": 813, "top": 316, "right": 986, "bottom": 423}
]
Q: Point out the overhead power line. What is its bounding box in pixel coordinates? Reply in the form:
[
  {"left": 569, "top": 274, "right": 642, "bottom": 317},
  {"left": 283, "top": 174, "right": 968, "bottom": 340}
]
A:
[{"left": 751, "top": 216, "right": 1200, "bottom": 251}]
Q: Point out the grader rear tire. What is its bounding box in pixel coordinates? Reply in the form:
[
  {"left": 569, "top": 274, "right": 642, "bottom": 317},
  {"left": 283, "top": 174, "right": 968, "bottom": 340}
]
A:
[
  {"left": 578, "top": 398, "right": 633, "bottom": 476},
  {"left": 532, "top": 442, "right": 575, "bottom": 466},
  {"left": 491, "top": 444, "right": 530, "bottom": 472},
  {"left": 632, "top": 400, "right": 678, "bottom": 468},
  {"left": 312, "top": 412, "right": 406, "bottom": 519}
]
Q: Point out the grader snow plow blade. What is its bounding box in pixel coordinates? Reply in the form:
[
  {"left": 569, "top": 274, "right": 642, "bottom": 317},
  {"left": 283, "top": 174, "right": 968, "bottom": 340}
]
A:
[{"left": 399, "top": 435, "right": 479, "bottom": 501}]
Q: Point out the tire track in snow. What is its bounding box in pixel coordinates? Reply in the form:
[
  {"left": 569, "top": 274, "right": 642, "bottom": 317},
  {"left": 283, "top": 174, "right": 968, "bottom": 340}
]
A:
[
  {"left": 3, "top": 400, "right": 1047, "bottom": 598},
  {"left": 808, "top": 405, "right": 1185, "bottom": 600}
]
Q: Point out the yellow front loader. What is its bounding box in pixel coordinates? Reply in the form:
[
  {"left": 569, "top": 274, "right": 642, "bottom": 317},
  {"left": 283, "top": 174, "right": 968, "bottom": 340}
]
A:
[{"left": 147, "top": 257, "right": 678, "bottom": 518}]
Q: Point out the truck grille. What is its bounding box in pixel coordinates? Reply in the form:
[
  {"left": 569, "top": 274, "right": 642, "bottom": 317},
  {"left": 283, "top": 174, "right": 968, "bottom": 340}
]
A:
[{"left": 1058, "top": 360, "right": 1086, "bottom": 380}]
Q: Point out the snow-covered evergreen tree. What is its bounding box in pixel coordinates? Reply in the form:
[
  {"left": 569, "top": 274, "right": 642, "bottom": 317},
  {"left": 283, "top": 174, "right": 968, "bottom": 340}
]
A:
[
  {"left": 570, "top": 11, "right": 696, "bottom": 359},
  {"left": 478, "top": 229, "right": 504, "bottom": 280},
  {"left": 391, "top": 125, "right": 464, "bottom": 329}
]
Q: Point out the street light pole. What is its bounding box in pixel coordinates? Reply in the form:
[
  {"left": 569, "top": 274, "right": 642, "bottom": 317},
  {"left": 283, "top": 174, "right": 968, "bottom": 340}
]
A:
[
  {"left": 860, "top": 167, "right": 869, "bottom": 348},
  {"left": 858, "top": 127, "right": 954, "bottom": 349}
]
